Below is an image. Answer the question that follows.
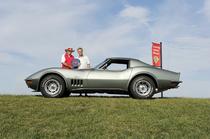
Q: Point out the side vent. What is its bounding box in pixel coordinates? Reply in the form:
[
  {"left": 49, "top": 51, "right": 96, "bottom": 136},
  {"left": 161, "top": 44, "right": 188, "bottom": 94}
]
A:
[{"left": 71, "top": 79, "right": 83, "bottom": 87}]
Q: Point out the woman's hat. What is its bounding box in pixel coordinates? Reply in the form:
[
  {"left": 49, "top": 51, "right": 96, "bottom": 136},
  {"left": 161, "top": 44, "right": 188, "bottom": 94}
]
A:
[{"left": 65, "top": 48, "right": 75, "bottom": 52}]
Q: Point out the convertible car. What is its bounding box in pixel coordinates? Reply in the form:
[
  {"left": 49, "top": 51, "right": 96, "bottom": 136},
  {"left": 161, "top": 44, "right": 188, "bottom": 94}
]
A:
[{"left": 25, "top": 57, "right": 182, "bottom": 99}]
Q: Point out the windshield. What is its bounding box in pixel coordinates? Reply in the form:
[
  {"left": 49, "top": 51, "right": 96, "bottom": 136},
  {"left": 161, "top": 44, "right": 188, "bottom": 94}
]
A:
[{"left": 94, "top": 59, "right": 109, "bottom": 69}]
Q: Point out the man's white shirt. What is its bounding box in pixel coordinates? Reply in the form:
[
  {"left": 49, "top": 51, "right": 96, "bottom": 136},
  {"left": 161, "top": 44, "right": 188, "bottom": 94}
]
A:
[{"left": 78, "top": 55, "right": 90, "bottom": 69}]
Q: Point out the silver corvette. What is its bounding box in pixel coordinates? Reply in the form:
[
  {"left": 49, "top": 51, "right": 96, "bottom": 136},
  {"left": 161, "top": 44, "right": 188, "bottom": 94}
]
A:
[{"left": 25, "top": 57, "right": 182, "bottom": 99}]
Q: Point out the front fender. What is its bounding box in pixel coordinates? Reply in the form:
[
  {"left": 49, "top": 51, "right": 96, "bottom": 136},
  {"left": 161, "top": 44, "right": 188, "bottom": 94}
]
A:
[{"left": 25, "top": 68, "right": 68, "bottom": 91}]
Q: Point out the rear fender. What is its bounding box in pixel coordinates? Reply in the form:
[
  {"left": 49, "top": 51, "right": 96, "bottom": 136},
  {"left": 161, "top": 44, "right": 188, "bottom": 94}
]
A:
[{"left": 127, "top": 72, "right": 159, "bottom": 91}]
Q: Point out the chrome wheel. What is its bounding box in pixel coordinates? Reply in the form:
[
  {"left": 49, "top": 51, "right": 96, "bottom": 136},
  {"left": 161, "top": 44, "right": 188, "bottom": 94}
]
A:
[
  {"left": 134, "top": 80, "right": 153, "bottom": 96},
  {"left": 44, "top": 79, "right": 62, "bottom": 95}
]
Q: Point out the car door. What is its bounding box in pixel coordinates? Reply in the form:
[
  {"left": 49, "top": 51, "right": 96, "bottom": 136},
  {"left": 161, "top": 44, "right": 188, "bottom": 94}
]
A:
[{"left": 86, "top": 63, "right": 132, "bottom": 90}]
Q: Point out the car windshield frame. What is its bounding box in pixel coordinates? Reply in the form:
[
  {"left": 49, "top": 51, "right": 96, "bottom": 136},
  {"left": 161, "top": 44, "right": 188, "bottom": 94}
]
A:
[{"left": 94, "top": 59, "right": 110, "bottom": 69}]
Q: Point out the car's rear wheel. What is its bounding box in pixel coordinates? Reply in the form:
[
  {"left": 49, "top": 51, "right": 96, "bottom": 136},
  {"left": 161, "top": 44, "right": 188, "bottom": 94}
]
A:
[
  {"left": 130, "top": 76, "right": 155, "bottom": 99},
  {"left": 40, "top": 75, "right": 66, "bottom": 98}
]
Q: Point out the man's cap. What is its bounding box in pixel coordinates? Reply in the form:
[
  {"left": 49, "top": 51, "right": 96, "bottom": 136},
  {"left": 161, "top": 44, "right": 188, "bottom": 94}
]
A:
[{"left": 65, "top": 48, "right": 75, "bottom": 52}]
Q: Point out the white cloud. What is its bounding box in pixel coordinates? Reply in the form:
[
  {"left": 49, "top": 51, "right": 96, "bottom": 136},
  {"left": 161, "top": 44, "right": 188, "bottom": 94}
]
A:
[
  {"left": 203, "top": 0, "right": 210, "bottom": 20},
  {"left": 0, "top": 52, "right": 11, "bottom": 64},
  {"left": 73, "top": 4, "right": 151, "bottom": 64},
  {"left": 161, "top": 36, "right": 210, "bottom": 72},
  {"left": 119, "top": 5, "right": 150, "bottom": 24},
  {"left": 0, "top": 1, "right": 151, "bottom": 67},
  {"left": 0, "top": 0, "right": 99, "bottom": 69}
]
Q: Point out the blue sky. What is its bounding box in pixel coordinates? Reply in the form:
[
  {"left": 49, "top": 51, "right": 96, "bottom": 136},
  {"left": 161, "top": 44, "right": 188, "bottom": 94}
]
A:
[{"left": 0, "top": 0, "right": 210, "bottom": 97}]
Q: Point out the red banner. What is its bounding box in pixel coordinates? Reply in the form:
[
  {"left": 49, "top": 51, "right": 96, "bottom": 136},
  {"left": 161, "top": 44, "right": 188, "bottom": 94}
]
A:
[{"left": 152, "top": 42, "right": 162, "bottom": 67}]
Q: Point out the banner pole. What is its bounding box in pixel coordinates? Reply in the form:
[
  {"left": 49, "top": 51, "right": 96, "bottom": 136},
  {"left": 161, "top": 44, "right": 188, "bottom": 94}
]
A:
[{"left": 160, "top": 42, "right": 163, "bottom": 98}]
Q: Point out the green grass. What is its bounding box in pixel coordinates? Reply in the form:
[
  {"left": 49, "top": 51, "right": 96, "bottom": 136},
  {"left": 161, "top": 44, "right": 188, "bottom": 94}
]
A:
[{"left": 0, "top": 95, "right": 210, "bottom": 139}]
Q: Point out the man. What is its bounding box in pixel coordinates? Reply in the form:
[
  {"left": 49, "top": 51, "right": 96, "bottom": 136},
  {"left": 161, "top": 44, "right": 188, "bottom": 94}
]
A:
[
  {"left": 77, "top": 47, "right": 90, "bottom": 96},
  {"left": 61, "top": 48, "right": 75, "bottom": 69},
  {"left": 77, "top": 47, "right": 90, "bottom": 69}
]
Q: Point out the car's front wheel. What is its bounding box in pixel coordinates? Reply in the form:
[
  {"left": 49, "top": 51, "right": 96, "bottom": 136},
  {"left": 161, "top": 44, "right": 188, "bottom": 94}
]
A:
[
  {"left": 40, "top": 75, "right": 66, "bottom": 98},
  {"left": 130, "top": 76, "right": 155, "bottom": 99}
]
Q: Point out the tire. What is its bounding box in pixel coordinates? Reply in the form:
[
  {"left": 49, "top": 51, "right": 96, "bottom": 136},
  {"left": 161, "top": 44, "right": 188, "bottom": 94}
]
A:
[
  {"left": 40, "top": 75, "right": 66, "bottom": 98},
  {"left": 130, "top": 76, "right": 155, "bottom": 99}
]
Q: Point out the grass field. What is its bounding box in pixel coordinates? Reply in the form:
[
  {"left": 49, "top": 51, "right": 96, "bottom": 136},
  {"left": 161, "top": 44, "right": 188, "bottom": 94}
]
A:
[{"left": 0, "top": 95, "right": 210, "bottom": 139}]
